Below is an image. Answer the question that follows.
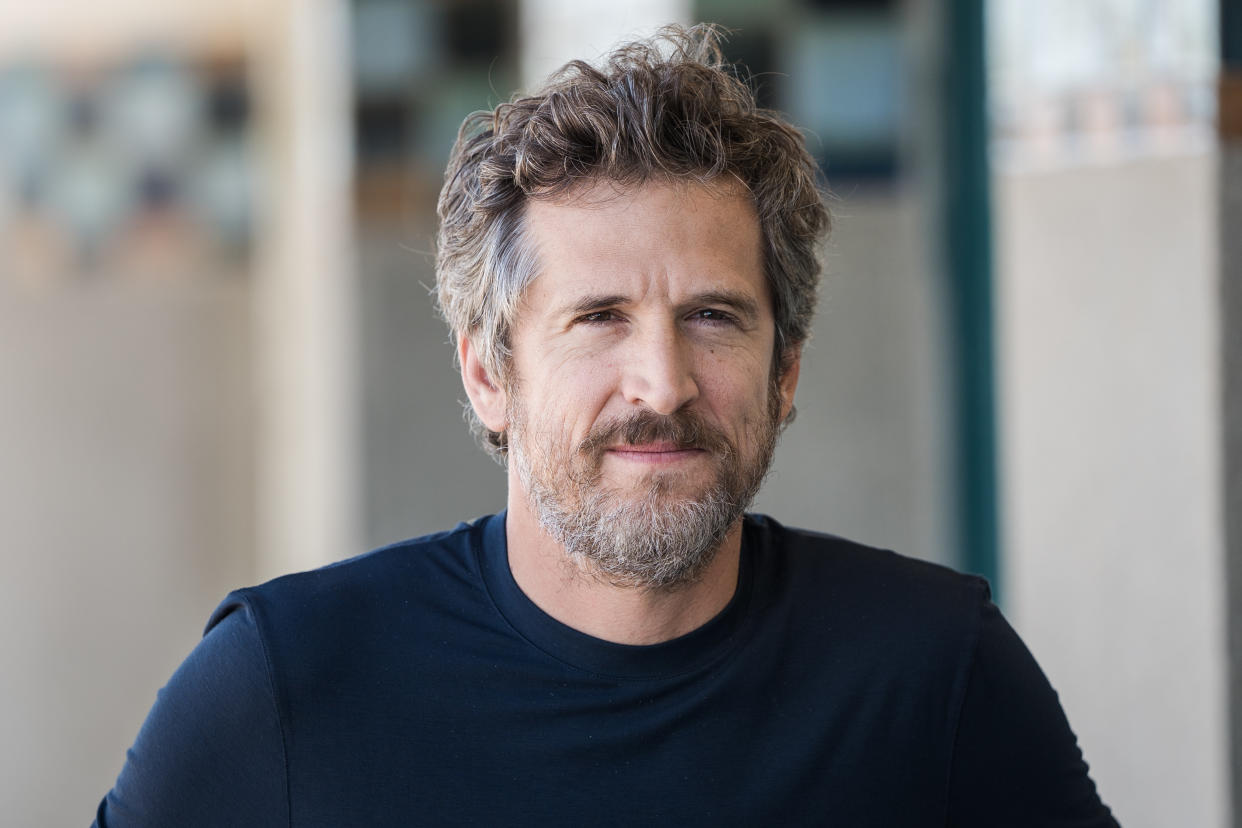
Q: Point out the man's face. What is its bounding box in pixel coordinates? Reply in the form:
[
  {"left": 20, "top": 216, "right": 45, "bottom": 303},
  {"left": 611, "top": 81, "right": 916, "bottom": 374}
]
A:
[{"left": 503, "top": 179, "right": 800, "bottom": 589}]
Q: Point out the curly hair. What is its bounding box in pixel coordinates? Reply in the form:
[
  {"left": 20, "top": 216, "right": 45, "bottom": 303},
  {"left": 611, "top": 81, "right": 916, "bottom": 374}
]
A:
[{"left": 435, "top": 23, "right": 830, "bottom": 460}]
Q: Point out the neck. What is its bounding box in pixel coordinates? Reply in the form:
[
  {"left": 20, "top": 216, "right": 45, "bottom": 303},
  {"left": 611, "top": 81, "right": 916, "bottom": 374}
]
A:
[{"left": 503, "top": 478, "right": 743, "bottom": 646}]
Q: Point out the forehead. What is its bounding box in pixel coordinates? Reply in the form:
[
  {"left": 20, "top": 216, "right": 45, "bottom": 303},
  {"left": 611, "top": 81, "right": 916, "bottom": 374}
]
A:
[{"left": 520, "top": 178, "right": 766, "bottom": 312}]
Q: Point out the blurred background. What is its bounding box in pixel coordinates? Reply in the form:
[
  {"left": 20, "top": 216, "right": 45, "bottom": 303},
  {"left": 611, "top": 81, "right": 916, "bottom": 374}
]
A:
[{"left": 0, "top": 0, "right": 1232, "bottom": 824}]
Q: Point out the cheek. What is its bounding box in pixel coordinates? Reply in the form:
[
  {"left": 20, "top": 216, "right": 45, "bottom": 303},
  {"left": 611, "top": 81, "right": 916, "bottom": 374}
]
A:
[
  {"left": 530, "top": 360, "right": 618, "bottom": 436},
  {"left": 696, "top": 353, "right": 772, "bottom": 416}
]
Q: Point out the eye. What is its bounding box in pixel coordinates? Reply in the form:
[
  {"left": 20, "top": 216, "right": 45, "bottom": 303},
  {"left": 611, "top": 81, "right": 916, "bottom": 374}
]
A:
[
  {"left": 577, "top": 309, "right": 621, "bottom": 324},
  {"left": 690, "top": 308, "right": 739, "bottom": 326}
]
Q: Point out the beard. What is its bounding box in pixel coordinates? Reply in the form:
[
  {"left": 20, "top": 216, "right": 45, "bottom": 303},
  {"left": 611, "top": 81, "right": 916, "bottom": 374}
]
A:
[{"left": 507, "top": 383, "right": 783, "bottom": 591}]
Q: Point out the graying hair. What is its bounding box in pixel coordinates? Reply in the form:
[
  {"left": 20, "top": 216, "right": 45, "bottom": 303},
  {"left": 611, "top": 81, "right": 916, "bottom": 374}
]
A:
[{"left": 435, "top": 23, "right": 830, "bottom": 460}]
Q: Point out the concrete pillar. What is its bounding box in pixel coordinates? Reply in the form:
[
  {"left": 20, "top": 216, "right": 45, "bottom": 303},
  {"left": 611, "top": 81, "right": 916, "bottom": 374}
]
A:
[
  {"left": 250, "top": 0, "right": 361, "bottom": 579},
  {"left": 519, "top": 0, "right": 692, "bottom": 90}
]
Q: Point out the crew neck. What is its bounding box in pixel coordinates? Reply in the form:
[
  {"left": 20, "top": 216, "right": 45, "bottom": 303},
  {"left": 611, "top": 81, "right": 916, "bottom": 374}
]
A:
[{"left": 473, "top": 511, "right": 757, "bottom": 680}]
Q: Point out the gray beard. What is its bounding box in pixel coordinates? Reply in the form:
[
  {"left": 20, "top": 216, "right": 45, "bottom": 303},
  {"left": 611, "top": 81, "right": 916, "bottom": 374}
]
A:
[
  {"left": 518, "top": 465, "right": 744, "bottom": 589},
  {"left": 509, "top": 404, "right": 779, "bottom": 591}
]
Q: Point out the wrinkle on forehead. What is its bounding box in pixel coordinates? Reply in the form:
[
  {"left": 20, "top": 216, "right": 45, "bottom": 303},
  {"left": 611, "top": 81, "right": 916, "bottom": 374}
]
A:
[{"left": 523, "top": 178, "right": 762, "bottom": 275}]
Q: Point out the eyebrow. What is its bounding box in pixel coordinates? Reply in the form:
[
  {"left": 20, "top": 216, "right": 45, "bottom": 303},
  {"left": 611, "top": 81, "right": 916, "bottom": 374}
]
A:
[
  {"left": 559, "top": 290, "right": 762, "bottom": 321},
  {"left": 564, "top": 294, "right": 630, "bottom": 317}
]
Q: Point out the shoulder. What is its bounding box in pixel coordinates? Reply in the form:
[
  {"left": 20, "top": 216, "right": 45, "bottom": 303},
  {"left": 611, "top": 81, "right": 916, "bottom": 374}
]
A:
[
  {"left": 207, "top": 516, "right": 495, "bottom": 648},
  {"left": 746, "top": 513, "right": 990, "bottom": 600},
  {"left": 744, "top": 513, "right": 991, "bottom": 646}
]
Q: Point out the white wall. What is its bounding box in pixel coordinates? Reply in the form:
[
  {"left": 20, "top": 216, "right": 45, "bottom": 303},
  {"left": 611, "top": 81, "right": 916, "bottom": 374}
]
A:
[
  {"left": 756, "top": 187, "right": 956, "bottom": 564},
  {"left": 0, "top": 275, "right": 255, "bottom": 825},
  {"left": 995, "top": 152, "right": 1227, "bottom": 827}
]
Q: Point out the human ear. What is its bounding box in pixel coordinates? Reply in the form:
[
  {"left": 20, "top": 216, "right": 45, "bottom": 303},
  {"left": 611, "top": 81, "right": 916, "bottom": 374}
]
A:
[
  {"left": 776, "top": 347, "right": 801, "bottom": 423},
  {"left": 459, "top": 335, "right": 508, "bottom": 433}
]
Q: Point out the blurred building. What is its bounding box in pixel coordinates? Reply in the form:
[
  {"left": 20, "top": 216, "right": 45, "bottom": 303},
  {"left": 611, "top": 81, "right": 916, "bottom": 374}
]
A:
[
  {"left": 990, "top": 4, "right": 1225, "bottom": 827},
  {"left": 0, "top": 1, "right": 1229, "bottom": 826}
]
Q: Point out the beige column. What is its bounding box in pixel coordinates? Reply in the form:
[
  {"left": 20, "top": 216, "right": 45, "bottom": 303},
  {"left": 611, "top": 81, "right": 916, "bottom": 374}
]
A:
[
  {"left": 250, "top": 0, "right": 361, "bottom": 580},
  {"left": 520, "top": 0, "right": 692, "bottom": 90}
]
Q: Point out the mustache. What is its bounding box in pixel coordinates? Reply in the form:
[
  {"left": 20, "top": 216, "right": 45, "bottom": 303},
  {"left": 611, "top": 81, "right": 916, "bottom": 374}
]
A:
[{"left": 577, "top": 409, "right": 734, "bottom": 457}]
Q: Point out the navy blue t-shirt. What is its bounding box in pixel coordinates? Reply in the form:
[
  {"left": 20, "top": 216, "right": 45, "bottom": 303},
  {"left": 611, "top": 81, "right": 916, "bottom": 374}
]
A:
[{"left": 94, "top": 513, "right": 1118, "bottom": 826}]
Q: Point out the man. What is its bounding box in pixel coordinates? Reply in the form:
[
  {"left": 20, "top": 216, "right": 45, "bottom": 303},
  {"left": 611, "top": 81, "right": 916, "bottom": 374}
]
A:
[{"left": 95, "top": 26, "right": 1118, "bottom": 826}]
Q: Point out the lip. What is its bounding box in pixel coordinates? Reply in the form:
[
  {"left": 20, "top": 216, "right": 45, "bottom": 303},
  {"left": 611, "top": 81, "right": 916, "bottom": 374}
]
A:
[{"left": 605, "top": 443, "right": 706, "bottom": 464}]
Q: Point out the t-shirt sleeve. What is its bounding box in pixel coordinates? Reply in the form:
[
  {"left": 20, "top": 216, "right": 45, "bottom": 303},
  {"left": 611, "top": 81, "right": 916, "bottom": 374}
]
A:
[
  {"left": 92, "top": 595, "right": 289, "bottom": 827},
  {"left": 946, "top": 600, "right": 1120, "bottom": 828}
]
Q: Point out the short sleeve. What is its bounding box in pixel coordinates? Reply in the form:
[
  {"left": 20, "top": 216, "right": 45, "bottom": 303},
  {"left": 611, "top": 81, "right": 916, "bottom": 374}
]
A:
[
  {"left": 946, "top": 600, "right": 1120, "bottom": 828},
  {"left": 92, "top": 596, "right": 289, "bottom": 827}
]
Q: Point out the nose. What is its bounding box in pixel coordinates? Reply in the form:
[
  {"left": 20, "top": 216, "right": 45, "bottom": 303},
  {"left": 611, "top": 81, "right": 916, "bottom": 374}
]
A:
[{"left": 621, "top": 322, "right": 700, "bottom": 415}]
